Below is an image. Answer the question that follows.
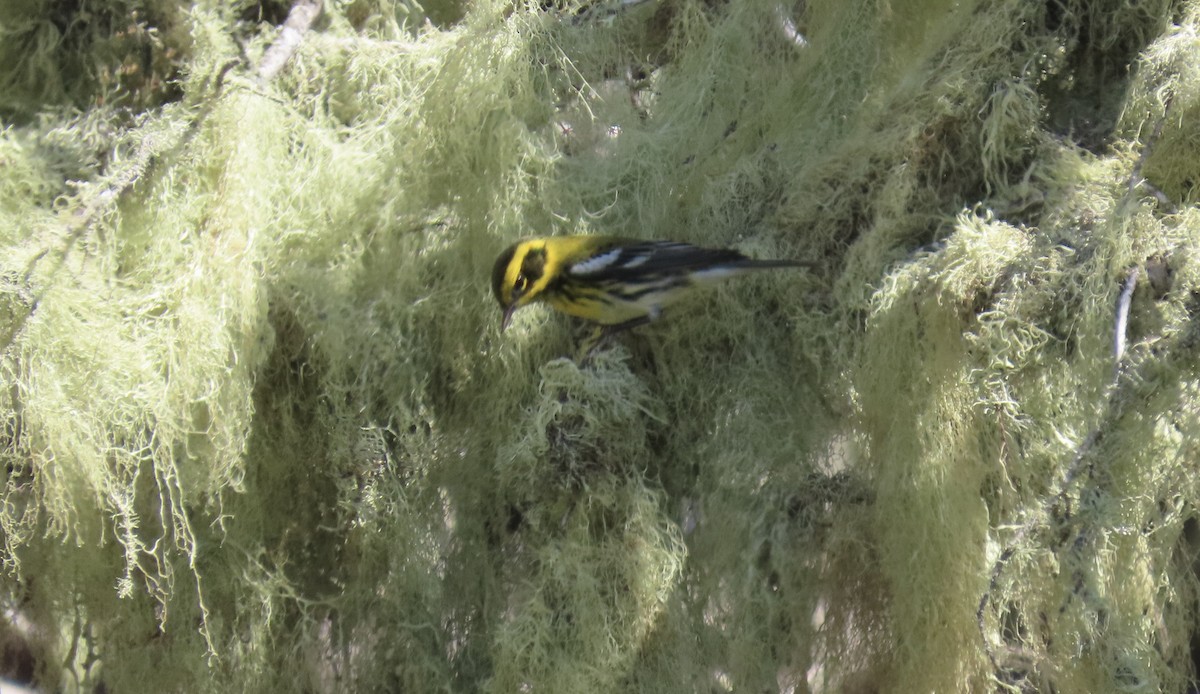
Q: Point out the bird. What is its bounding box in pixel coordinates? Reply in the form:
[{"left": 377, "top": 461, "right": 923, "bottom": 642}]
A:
[{"left": 491, "top": 235, "right": 815, "bottom": 336}]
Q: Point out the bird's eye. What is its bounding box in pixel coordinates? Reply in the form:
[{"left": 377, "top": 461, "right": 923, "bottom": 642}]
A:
[{"left": 514, "top": 274, "right": 529, "bottom": 293}]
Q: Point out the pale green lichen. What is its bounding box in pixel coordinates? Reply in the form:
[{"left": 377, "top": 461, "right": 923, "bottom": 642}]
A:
[{"left": 3, "top": 0, "right": 1200, "bottom": 692}]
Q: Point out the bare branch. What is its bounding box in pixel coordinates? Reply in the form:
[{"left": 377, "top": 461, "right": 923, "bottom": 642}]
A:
[
  {"left": 1127, "top": 91, "right": 1176, "bottom": 208},
  {"left": 257, "top": 0, "right": 323, "bottom": 83},
  {"left": 978, "top": 86, "right": 1177, "bottom": 680},
  {"left": 1114, "top": 265, "right": 1139, "bottom": 366}
]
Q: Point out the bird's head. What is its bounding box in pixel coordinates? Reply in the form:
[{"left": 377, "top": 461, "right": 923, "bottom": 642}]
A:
[{"left": 491, "top": 239, "right": 549, "bottom": 331}]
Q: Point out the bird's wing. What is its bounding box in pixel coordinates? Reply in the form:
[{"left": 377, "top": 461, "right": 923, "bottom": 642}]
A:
[{"left": 566, "top": 241, "right": 748, "bottom": 280}]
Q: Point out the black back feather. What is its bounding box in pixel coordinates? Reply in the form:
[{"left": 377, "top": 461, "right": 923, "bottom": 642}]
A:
[{"left": 571, "top": 241, "right": 799, "bottom": 281}]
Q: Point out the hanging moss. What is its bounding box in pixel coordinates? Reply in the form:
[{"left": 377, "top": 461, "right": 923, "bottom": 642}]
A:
[{"left": 2, "top": 0, "right": 1200, "bottom": 692}]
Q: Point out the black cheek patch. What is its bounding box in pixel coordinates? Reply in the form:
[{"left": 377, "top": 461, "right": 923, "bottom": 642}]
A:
[
  {"left": 492, "top": 243, "right": 519, "bottom": 305},
  {"left": 521, "top": 249, "right": 546, "bottom": 284}
]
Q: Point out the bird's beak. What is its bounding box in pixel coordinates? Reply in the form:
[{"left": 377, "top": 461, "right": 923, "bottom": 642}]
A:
[{"left": 500, "top": 303, "right": 518, "bottom": 333}]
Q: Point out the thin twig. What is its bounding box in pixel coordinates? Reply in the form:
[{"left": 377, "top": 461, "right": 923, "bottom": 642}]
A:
[
  {"left": 257, "top": 0, "right": 323, "bottom": 83},
  {"left": 10, "top": 0, "right": 315, "bottom": 349},
  {"left": 568, "top": 0, "right": 652, "bottom": 26},
  {"left": 775, "top": 3, "right": 808, "bottom": 48},
  {"left": 977, "top": 424, "right": 1104, "bottom": 673},
  {"left": 977, "top": 85, "right": 1177, "bottom": 680},
  {"left": 4, "top": 60, "right": 239, "bottom": 355},
  {"left": 1114, "top": 266, "right": 1139, "bottom": 367},
  {"left": 1127, "top": 91, "right": 1176, "bottom": 208},
  {"left": 1139, "top": 181, "right": 1174, "bottom": 210}
]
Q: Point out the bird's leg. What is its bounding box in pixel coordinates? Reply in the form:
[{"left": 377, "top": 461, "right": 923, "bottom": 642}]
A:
[
  {"left": 575, "top": 326, "right": 607, "bottom": 362},
  {"left": 575, "top": 316, "right": 655, "bottom": 362}
]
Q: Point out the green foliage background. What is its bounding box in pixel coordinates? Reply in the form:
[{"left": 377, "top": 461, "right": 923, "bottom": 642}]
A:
[{"left": 2, "top": 0, "right": 1200, "bottom": 691}]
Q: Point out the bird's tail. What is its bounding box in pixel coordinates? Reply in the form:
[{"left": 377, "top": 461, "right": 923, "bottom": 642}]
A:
[
  {"left": 732, "top": 259, "right": 819, "bottom": 270},
  {"left": 689, "top": 258, "right": 817, "bottom": 284}
]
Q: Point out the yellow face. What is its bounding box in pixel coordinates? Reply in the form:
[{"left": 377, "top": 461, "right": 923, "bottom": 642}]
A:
[{"left": 491, "top": 240, "right": 550, "bottom": 330}]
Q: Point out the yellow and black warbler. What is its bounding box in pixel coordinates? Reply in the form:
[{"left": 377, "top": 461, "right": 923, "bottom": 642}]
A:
[{"left": 491, "top": 235, "right": 814, "bottom": 334}]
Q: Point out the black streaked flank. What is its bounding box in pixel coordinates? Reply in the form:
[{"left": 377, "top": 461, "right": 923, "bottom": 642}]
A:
[{"left": 610, "top": 277, "right": 687, "bottom": 302}]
